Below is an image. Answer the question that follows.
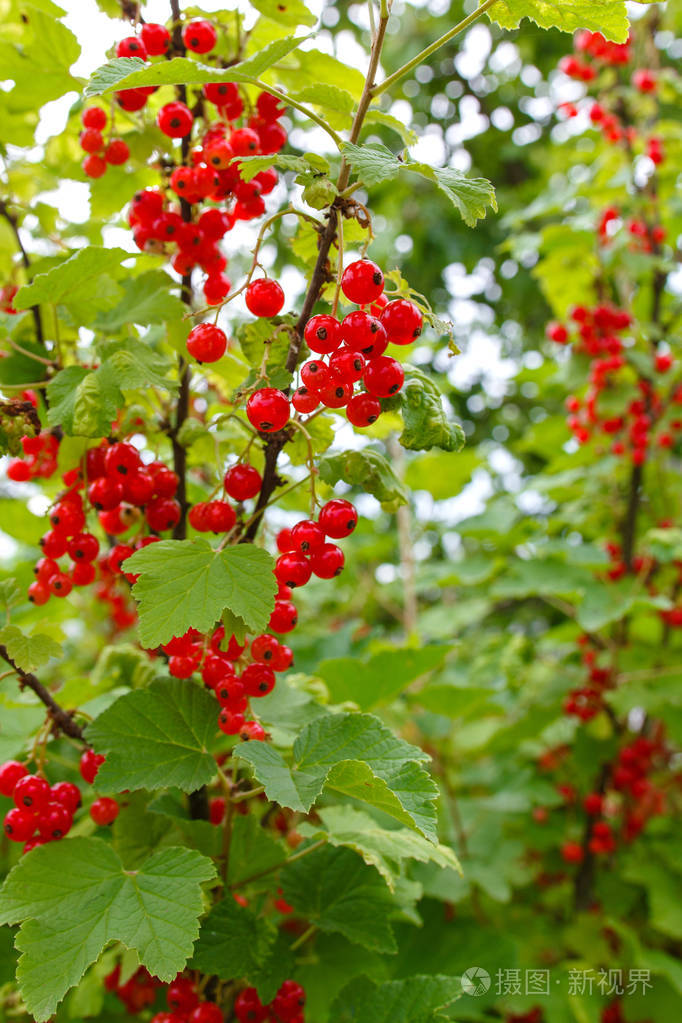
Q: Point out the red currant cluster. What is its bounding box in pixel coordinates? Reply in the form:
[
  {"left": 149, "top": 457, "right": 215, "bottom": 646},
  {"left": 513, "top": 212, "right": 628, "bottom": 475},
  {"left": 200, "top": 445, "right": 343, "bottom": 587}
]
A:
[
  {"left": 548, "top": 304, "right": 679, "bottom": 462},
  {"left": 188, "top": 461, "right": 263, "bottom": 533},
  {"left": 597, "top": 207, "right": 666, "bottom": 252},
  {"left": 79, "top": 106, "right": 130, "bottom": 179},
  {"left": 274, "top": 497, "right": 357, "bottom": 589},
  {"left": 105, "top": 965, "right": 161, "bottom": 1014},
  {"left": 234, "top": 980, "right": 306, "bottom": 1023},
  {"left": 0, "top": 761, "right": 80, "bottom": 852},
  {"left": 148, "top": 973, "right": 223, "bottom": 1023},
  {"left": 6, "top": 431, "right": 59, "bottom": 482},
  {"left": 0, "top": 283, "right": 18, "bottom": 313},
  {"left": 24, "top": 440, "right": 179, "bottom": 606},
  {"left": 561, "top": 29, "right": 631, "bottom": 80}
]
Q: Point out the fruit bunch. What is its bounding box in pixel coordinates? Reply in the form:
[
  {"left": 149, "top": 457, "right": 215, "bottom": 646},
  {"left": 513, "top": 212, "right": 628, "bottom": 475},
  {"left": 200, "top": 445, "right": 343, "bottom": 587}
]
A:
[
  {"left": 148, "top": 972, "right": 225, "bottom": 1023},
  {"left": 105, "top": 965, "right": 161, "bottom": 1014},
  {"left": 0, "top": 761, "right": 80, "bottom": 852},
  {"left": 234, "top": 980, "right": 306, "bottom": 1023},
  {"left": 6, "top": 431, "right": 59, "bottom": 481},
  {"left": 79, "top": 106, "right": 130, "bottom": 179}
]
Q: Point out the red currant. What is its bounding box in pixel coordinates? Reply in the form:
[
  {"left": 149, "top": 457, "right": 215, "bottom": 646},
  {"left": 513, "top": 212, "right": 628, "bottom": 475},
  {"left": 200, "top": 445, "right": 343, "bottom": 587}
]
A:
[
  {"left": 157, "top": 102, "right": 194, "bottom": 139},
  {"left": 246, "top": 388, "right": 290, "bottom": 433},
  {"left": 341, "top": 259, "right": 384, "bottom": 304},
  {"left": 341, "top": 311, "right": 388, "bottom": 358},
  {"left": 50, "top": 781, "right": 81, "bottom": 814},
  {"left": 218, "top": 709, "right": 246, "bottom": 735},
  {"left": 224, "top": 464, "right": 262, "bottom": 501},
  {"left": 49, "top": 572, "right": 73, "bottom": 597},
  {"left": 310, "top": 543, "right": 344, "bottom": 578},
  {"left": 4, "top": 807, "right": 37, "bottom": 842},
  {"left": 291, "top": 519, "right": 325, "bottom": 554},
  {"left": 82, "top": 107, "right": 107, "bottom": 129},
  {"left": 380, "top": 298, "right": 423, "bottom": 345},
  {"left": 187, "top": 323, "right": 228, "bottom": 363},
  {"left": 80, "top": 749, "right": 105, "bottom": 784},
  {"left": 292, "top": 386, "right": 319, "bottom": 414},
  {"left": 182, "top": 19, "right": 217, "bottom": 53},
  {"left": 37, "top": 802, "right": 73, "bottom": 840},
  {"left": 203, "top": 273, "right": 231, "bottom": 305},
  {"left": 67, "top": 532, "right": 100, "bottom": 562},
  {"left": 80, "top": 128, "right": 104, "bottom": 153},
  {"left": 28, "top": 581, "right": 50, "bottom": 605},
  {"left": 240, "top": 663, "right": 276, "bottom": 697},
  {"left": 105, "top": 139, "right": 130, "bottom": 165},
  {"left": 251, "top": 634, "right": 280, "bottom": 663},
  {"left": 116, "top": 36, "right": 148, "bottom": 59},
  {"left": 363, "top": 355, "right": 404, "bottom": 397},
  {"left": 269, "top": 599, "right": 298, "bottom": 633},
  {"left": 90, "top": 797, "right": 119, "bottom": 826},
  {"left": 0, "top": 761, "right": 28, "bottom": 797},
  {"left": 319, "top": 498, "right": 357, "bottom": 538},
  {"left": 346, "top": 392, "right": 381, "bottom": 427},
  {"left": 189, "top": 1003, "right": 223, "bottom": 1023},
  {"left": 240, "top": 721, "right": 267, "bottom": 741},
  {"left": 83, "top": 154, "right": 107, "bottom": 178},
  {"left": 13, "top": 775, "right": 50, "bottom": 812},
  {"left": 304, "top": 314, "right": 342, "bottom": 355},
  {"left": 146, "top": 497, "right": 181, "bottom": 532},
  {"left": 245, "top": 279, "right": 285, "bottom": 318},
  {"left": 329, "top": 349, "right": 365, "bottom": 383},
  {"left": 140, "top": 22, "right": 171, "bottom": 55},
  {"left": 275, "top": 552, "right": 312, "bottom": 588}
]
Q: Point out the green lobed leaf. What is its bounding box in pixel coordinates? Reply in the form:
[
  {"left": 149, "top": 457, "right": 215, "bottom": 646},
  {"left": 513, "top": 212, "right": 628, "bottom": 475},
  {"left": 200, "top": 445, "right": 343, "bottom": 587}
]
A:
[
  {"left": 330, "top": 974, "right": 461, "bottom": 1023},
  {"left": 0, "top": 837, "right": 215, "bottom": 1021},
  {"left": 14, "top": 246, "right": 129, "bottom": 310},
  {"left": 86, "top": 678, "right": 219, "bottom": 794},
  {"left": 98, "top": 338, "right": 178, "bottom": 393},
  {"left": 280, "top": 844, "right": 398, "bottom": 953},
  {"left": 236, "top": 152, "right": 329, "bottom": 183},
  {"left": 318, "top": 449, "right": 409, "bottom": 511},
  {"left": 46, "top": 366, "right": 121, "bottom": 438},
  {"left": 0, "top": 693, "right": 45, "bottom": 764},
  {"left": 487, "top": 0, "right": 629, "bottom": 43},
  {"left": 317, "top": 645, "right": 449, "bottom": 710},
  {"left": 399, "top": 367, "right": 465, "bottom": 452},
  {"left": 95, "top": 270, "right": 185, "bottom": 331},
  {"left": 409, "top": 164, "right": 497, "bottom": 228},
  {"left": 190, "top": 897, "right": 279, "bottom": 980},
  {"left": 84, "top": 37, "right": 308, "bottom": 97},
  {"left": 341, "top": 141, "right": 400, "bottom": 187},
  {"left": 237, "top": 712, "right": 439, "bottom": 840},
  {"left": 299, "top": 806, "right": 460, "bottom": 891},
  {"left": 364, "top": 109, "right": 418, "bottom": 146},
  {"left": 124, "top": 540, "right": 277, "bottom": 649},
  {"left": 227, "top": 813, "right": 286, "bottom": 886},
  {"left": 250, "top": 0, "right": 316, "bottom": 27},
  {"left": 0, "top": 625, "right": 61, "bottom": 672}
]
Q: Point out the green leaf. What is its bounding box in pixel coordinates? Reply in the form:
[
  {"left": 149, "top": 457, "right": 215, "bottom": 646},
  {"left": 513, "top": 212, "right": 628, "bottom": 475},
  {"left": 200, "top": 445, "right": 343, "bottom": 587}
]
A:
[
  {"left": 364, "top": 109, "right": 418, "bottom": 146},
  {"left": 0, "top": 837, "right": 215, "bottom": 1021},
  {"left": 250, "top": 0, "right": 316, "bottom": 27},
  {"left": 237, "top": 712, "right": 439, "bottom": 840},
  {"left": 487, "top": 0, "right": 629, "bottom": 43},
  {"left": 125, "top": 539, "right": 277, "bottom": 649},
  {"left": 95, "top": 270, "right": 185, "bottom": 331},
  {"left": 280, "top": 844, "right": 397, "bottom": 952},
  {"left": 341, "top": 141, "right": 400, "bottom": 188},
  {"left": 409, "top": 164, "right": 497, "bottom": 228},
  {"left": 46, "top": 366, "right": 121, "bottom": 438},
  {"left": 317, "top": 645, "right": 449, "bottom": 710},
  {"left": 191, "top": 897, "right": 278, "bottom": 980},
  {"left": 0, "top": 579, "right": 22, "bottom": 613},
  {"left": 0, "top": 693, "right": 45, "bottom": 763},
  {"left": 227, "top": 814, "right": 286, "bottom": 886},
  {"left": 85, "top": 37, "right": 308, "bottom": 97},
  {"left": 86, "top": 678, "right": 219, "bottom": 794},
  {"left": 576, "top": 578, "right": 671, "bottom": 631},
  {"left": 292, "top": 83, "right": 355, "bottom": 128},
  {"left": 98, "top": 338, "right": 178, "bottom": 393},
  {"left": 14, "top": 247, "right": 128, "bottom": 311},
  {"left": 0, "top": 625, "right": 61, "bottom": 672},
  {"left": 318, "top": 449, "right": 409, "bottom": 511},
  {"left": 400, "top": 368, "right": 465, "bottom": 452},
  {"left": 299, "top": 806, "right": 460, "bottom": 891},
  {"left": 237, "top": 152, "right": 328, "bottom": 183},
  {"left": 330, "top": 974, "right": 461, "bottom": 1023}
]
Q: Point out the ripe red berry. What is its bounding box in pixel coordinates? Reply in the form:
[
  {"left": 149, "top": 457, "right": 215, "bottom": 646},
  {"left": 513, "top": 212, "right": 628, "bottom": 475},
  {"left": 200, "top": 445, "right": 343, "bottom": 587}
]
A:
[
  {"left": 116, "top": 88, "right": 149, "bottom": 112},
  {"left": 633, "top": 68, "right": 657, "bottom": 93},
  {"left": 87, "top": 475, "right": 123, "bottom": 510},
  {"left": 341, "top": 259, "right": 384, "bottom": 304},
  {"left": 157, "top": 102, "right": 194, "bottom": 139},
  {"left": 105, "top": 441, "right": 141, "bottom": 477},
  {"left": 329, "top": 349, "right": 365, "bottom": 384},
  {"left": 37, "top": 802, "right": 73, "bottom": 840},
  {"left": 380, "top": 299, "right": 423, "bottom": 345},
  {"left": 182, "top": 19, "right": 217, "bottom": 53},
  {"left": 245, "top": 279, "right": 285, "bottom": 318},
  {"left": 28, "top": 581, "right": 50, "bottom": 605},
  {"left": 347, "top": 392, "right": 381, "bottom": 427},
  {"left": 204, "top": 82, "right": 240, "bottom": 108},
  {"left": 90, "top": 797, "right": 120, "bottom": 826},
  {"left": 7, "top": 458, "right": 31, "bottom": 481},
  {"left": 341, "top": 310, "right": 388, "bottom": 358},
  {"left": 304, "top": 314, "right": 342, "bottom": 355},
  {"left": 240, "top": 721, "right": 267, "bottom": 741},
  {"left": 187, "top": 323, "right": 228, "bottom": 363},
  {"left": 292, "top": 386, "right": 319, "bottom": 414},
  {"left": 83, "top": 154, "right": 107, "bottom": 178},
  {"left": 105, "top": 139, "right": 130, "bottom": 165},
  {"left": 251, "top": 634, "right": 280, "bottom": 663},
  {"left": 4, "top": 807, "right": 37, "bottom": 842},
  {"left": 271, "top": 644, "right": 293, "bottom": 672},
  {"left": 241, "top": 663, "right": 276, "bottom": 697},
  {"left": 203, "top": 273, "right": 231, "bottom": 305},
  {"left": 291, "top": 519, "right": 325, "bottom": 555},
  {"left": 67, "top": 532, "right": 100, "bottom": 562},
  {"left": 246, "top": 388, "right": 290, "bottom": 433},
  {"left": 49, "top": 500, "right": 85, "bottom": 535},
  {"left": 0, "top": 761, "right": 28, "bottom": 798},
  {"left": 319, "top": 499, "right": 357, "bottom": 538},
  {"left": 363, "top": 355, "right": 405, "bottom": 398},
  {"left": 80, "top": 128, "right": 104, "bottom": 153},
  {"left": 14, "top": 775, "right": 50, "bottom": 813},
  {"left": 269, "top": 599, "right": 298, "bottom": 633},
  {"left": 561, "top": 841, "right": 584, "bottom": 863},
  {"left": 230, "top": 127, "right": 260, "bottom": 156},
  {"left": 204, "top": 501, "right": 237, "bottom": 533},
  {"left": 234, "top": 988, "right": 266, "bottom": 1023},
  {"left": 218, "top": 709, "right": 246, "bottom": 735},
  {"left": 189, "top": 1003, "right": 223, "bottom": 1023},
  {"left": 50, "top": 781, "right": 82, "bottom": 814},
  {"left": 318, "top": 379, "right": 352, "bottom": 408},
  {"left": 214, "top": 678, "right": 247, "bottom": 712},
  {"left": 49, "top": 572, "right": 73, "bottom": 597},
  {"left": 301, "top": 359, "right": 331, "bottom": 392},
  {"left": 82, "top": 107, "right": 107, "bottom": 129},
  {"left": 275, "top": 552, "right": 312, "bottom": 588},
  {"left": 146, "top": 497, "right": 181, "bottom": 532},
  {"left": 140, "top": 22, "right": 171, "bottom": 55},
  {"left": 224, "top": 463, "right": 262, "bottom": 501},
  {"left": 80, "top": 749, "right": 105, "bottom": 784},
  {"left": 310, "top": 543, "right": 345, "bottom": 579},
  {"left": 116, "top": 36, "right": 147, "bottom": 59}
]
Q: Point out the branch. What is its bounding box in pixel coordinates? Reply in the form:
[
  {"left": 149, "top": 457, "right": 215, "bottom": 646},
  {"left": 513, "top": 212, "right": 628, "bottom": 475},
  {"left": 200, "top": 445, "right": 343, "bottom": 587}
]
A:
[
  {"left": 0, "top": 644, "right": 84, "bottom": 741},
  {"left": 0, "top": 198, "right": 46, "bottom": 352}
]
